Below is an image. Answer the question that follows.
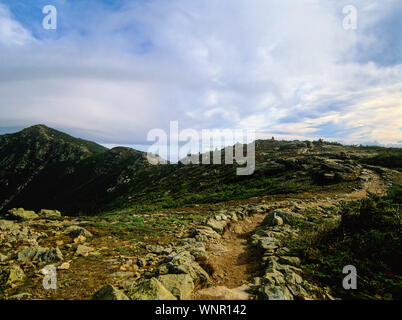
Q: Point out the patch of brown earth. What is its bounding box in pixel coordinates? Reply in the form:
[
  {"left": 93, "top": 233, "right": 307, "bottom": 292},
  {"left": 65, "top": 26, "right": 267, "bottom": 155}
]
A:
[{"left": 193, "top": 214, "right": 265, "bottom": 300}]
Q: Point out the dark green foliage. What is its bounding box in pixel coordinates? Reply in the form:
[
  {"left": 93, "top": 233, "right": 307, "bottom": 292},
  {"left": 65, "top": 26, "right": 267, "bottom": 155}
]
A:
[
  {"left": 290, "top": 189, "right": 402, "bottom": 300},
  {"left": 360, "top": 148, "right": 402, "bottom": 171}
]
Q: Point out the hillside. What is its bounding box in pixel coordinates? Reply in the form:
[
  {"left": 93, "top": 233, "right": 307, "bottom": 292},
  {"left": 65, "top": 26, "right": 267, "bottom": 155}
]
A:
[
  {"left": 0, "top": 125, "right": 107, "bottom": 213},
  {"left": 1, "top": 125, "right": 400, "bottom": 216},
  {"left": 0, "top": 125, "right": 401, "bottom": 301}
]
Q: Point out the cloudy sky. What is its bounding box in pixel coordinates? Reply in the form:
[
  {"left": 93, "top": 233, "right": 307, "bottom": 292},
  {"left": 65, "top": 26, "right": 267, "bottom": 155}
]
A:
[{"left": 0, "top": 0, "right": 401, "bottom": 150}]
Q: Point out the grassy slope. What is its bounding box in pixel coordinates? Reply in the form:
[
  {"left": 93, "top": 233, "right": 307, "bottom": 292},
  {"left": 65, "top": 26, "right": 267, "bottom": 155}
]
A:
[{"left": 289, "top": 186, "right": 402, "bottom": 300}]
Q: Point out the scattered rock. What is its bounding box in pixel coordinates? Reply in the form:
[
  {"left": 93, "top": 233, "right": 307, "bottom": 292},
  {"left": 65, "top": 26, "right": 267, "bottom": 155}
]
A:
[
  {"left": 0, "top": 253, "right": 8, "bottom": 262},
  {"left": 58, "top": 262, "right": 71, "bottom": 270},
  {"left": 205, "top": 218, "right": 227, "bottom": 234},
  {"left": 126, "top": 278, "right": 177, "bottom": 300},
  {"left": 149, "top": 245, "right": 165, "bottom": 254},
  {"left": 157, "top": 274, "right": 194, "bottom": 300},
  {"left": 17, "top": 246, "right": 63, "bottom": 263},
  {"left": 0, "top": 265, "right": 25, "bottom": 288},
  {"left": 64, "top": 226, "right": 93, "bottom": 238},
  {"left": 111, "top": 272, "right": 135, "bottom": 279},
  {"left": 259, "top": 284, "right": 294, "bottom": 300},
  {"left": 0, "top": 219, "right": 17, "bottom": 231},
  {"left": 6, "top": 208, "right": 39, "bottom": 221},
  {"left": 75, "top": 245, "right": 94, "bottom": 257},
  {"left": 73, "top": 235, "right": 86, "bottom": 244},
  {"left": 7, "top": 292, "right": 32, "bottom": 300},
  {"left": 262, "top": 210, "right": 306, "bottom": 227},
  {"left": 278, "top": 256, "right": 301, "bottom": 267},
  {"left": 39, "top": 209, "right": 61, "bottom": 219},
  {"left": 196, "top": 286, "right": 251, "bottom": 300},
  {"left": 92, "top": 284, "right": 129, "bottom": 300}
]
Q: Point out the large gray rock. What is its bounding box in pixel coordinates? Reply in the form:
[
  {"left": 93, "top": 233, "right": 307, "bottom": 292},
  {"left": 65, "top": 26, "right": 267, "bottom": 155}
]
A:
[
  {"left": 6, "top": 208, "right": 39, "bottom": 221},
  {"left": 126, "top": 278, "right": 177, "bottom": 300},
  {"left": 278, "top": 256, "right": 301, "bottom": 267},
  {"left": 157, "top": 274, "right": 194, "bottom": 300},
  {"left": 0, "top": 253, "right": 8, "bottom": 262},
  {"left": 0, "top": 219, "right": 17, "bottom": 231},
  {"left": 75, "top": 244, "right": 94, "bottom": 257},
  {"left": 92, "top": 285, "right": 129, "bottom": 300},
  {"left": 64, "top": 226, "right": 93, "bottom": 238},
  {"left": 0, "top": 265, "right": 25, "bottom": 288},
  {"left": 205, "top": 218, "right": 227, "bottom": 233},
  {"left": 7, "top": 293, "right": 32, "bottom": 300},
  {"left": 39, "top": 209, "right": 62, "bottom": 219},
  {"left": 161, "top": 250, "right": 210, "bottom": 285},
  {"left": 259, "top": 284, "right": 294, "bottom": 300},
  {"left": 17, "top": 246, "right": 63, "bottom": 263},
  {"left": 193, "top": 226, "right": 221, "bottom": 241},
  {"left": 262, "top": 210, "right": 306, "bottom": 226},
  {"left": 263, "top": 271, "right": 286, "bottom": 286}
]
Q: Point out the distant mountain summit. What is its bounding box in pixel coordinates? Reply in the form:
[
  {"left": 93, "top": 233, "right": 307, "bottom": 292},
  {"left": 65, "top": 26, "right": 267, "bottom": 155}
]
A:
[
  {"left": 0, "top": 124, "right": 107, "bottom": 212},
  {"left": 0, "top": 124, "right": 399, "bottom": 217}
]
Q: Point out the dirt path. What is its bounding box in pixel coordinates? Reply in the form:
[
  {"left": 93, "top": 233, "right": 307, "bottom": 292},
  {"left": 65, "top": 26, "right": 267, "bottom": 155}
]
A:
[
  {"left": 193, "top": 169, "right": 388, "bottom": 300},
  {"left": 206, "top": 215, "right": 265, "bottom": 288},
  {"left": 193, "top": 214, "right": 265, "bottom": 300}
]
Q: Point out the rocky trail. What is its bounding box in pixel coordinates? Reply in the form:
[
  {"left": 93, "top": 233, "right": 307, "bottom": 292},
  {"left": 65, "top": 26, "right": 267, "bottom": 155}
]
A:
[
  {"left": 0, "top": 166, "right": 398, "bottom": 300},
  {"left": 193, "top": 214, "right": 265, "bottom": 300},
  {"left": 192, "top": 168, "right": 390, "bottom": 300}
]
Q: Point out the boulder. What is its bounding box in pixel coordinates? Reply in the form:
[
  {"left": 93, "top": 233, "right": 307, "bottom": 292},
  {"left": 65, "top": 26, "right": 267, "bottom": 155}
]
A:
[
  {"left": 64, "top": 226, "right": 93, "bottom": 238},
  {"left": 157, "top": 274, "right": 194, "bottom": 300},
  {"left": 0, "top": 253, "right": 8, "bottom": 262},
  {"left": 75, "top": 245, "right": 94, "bottom": 257},
  {"left": 92, "top": 285, "right": 129, "bottom": 300},
  {"left": 272, "top": 216, "right": 283, "bottom": 226},
  {"left": 6, "top": 208, "right": 39, "bottom": 221},
  {"left": 205, "top": 218, "right": 227, "bottom": 234},
  {"left": 0, "top": 265, "right": 25, "bottom": 288},
  {"left": 286, "top": 283, "right": 311, "bottom": 300},
  {"left": 196, "top": 286, "right": 251, "bottom": 300},
  {"left": 17, "top": 246, "right": 63, "bottom": 263},
  {"left": 278, "top": 256, "right": 301, "bottom": 267},
  {"left": 149, "top": 245, "right": 165, "bottom": 254},
  {"left": 192, "top": 226, "right": 221, "bottom": 241},
  {"left": 262, "top": 210, "right": 306, "bottom": 227},
  {"left": 161, "top": 250, "right": 209, "bottom": 284},
  {"left": 7, "top": 293, "right": 32, "bottom": 300},
  {"left": 39, "top": 209, "right": 61, "bottom": 219},
  {"left": 258, "top": 284, "right": 294, "bottom": 300},
  {"left": 0, "top": 219, "right": 17, "bottom": 231},
  {"left": 126, "top": 278, "right": 177, "bottom": 300}
]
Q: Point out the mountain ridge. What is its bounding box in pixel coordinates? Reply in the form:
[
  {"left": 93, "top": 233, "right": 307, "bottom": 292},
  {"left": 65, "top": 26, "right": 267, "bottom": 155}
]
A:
[{"left": 0, "top": 124, "right": 401, "bottom": 216}]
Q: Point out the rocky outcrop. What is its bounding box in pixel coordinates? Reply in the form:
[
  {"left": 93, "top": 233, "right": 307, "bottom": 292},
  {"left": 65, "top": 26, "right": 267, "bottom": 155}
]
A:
[
  {"left": 251, "top": 212, "right": 335, "bottom": 300},
  {"left": 261, "top": 209, "right": 306, "bottom": 227},
  {"left": 126, "top": 278, "right": 177, "bottom": 300},
  {"left": 39, "top": 209, "right": 62, "bottom": 219},
  {"left": 196, "top": 285, "right": 251, "bottom": 300},
  {"left": 92, "top": 285, "right": 129, "bottom": 300},
  {"left": 156, "top": 274, "right": 194, "bottom": 300},
  {"left": 17, "top": 246, "right": 63, "bottom": 263},
  {"left": 5, "top": 208, "right": 39, "bottom": 221},
  {"left": 0, "top": 265, "right": 25, "bottom": 289},
  {"left": 64, "top": 226, "right": 93, "bottom": 238}
]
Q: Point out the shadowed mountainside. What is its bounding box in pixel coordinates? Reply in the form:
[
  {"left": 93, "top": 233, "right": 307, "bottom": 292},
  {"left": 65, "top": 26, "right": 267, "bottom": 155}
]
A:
[{"left": 0, "top": 125, "right": 400, "bottom": 216}]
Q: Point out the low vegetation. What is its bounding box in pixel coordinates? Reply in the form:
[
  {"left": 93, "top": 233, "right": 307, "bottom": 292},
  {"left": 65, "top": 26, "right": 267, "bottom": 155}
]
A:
[{"left": 289, "top": 186, "right": 402, "bottom": 299}]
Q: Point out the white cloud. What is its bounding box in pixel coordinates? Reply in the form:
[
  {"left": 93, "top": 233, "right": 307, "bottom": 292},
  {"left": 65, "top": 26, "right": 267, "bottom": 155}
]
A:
[
  {"left": 0, "top": 0, "right": 401, "bottom": 146},
  {"left": 0, "top": 3, "right": 34, "bottom": 46}
]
